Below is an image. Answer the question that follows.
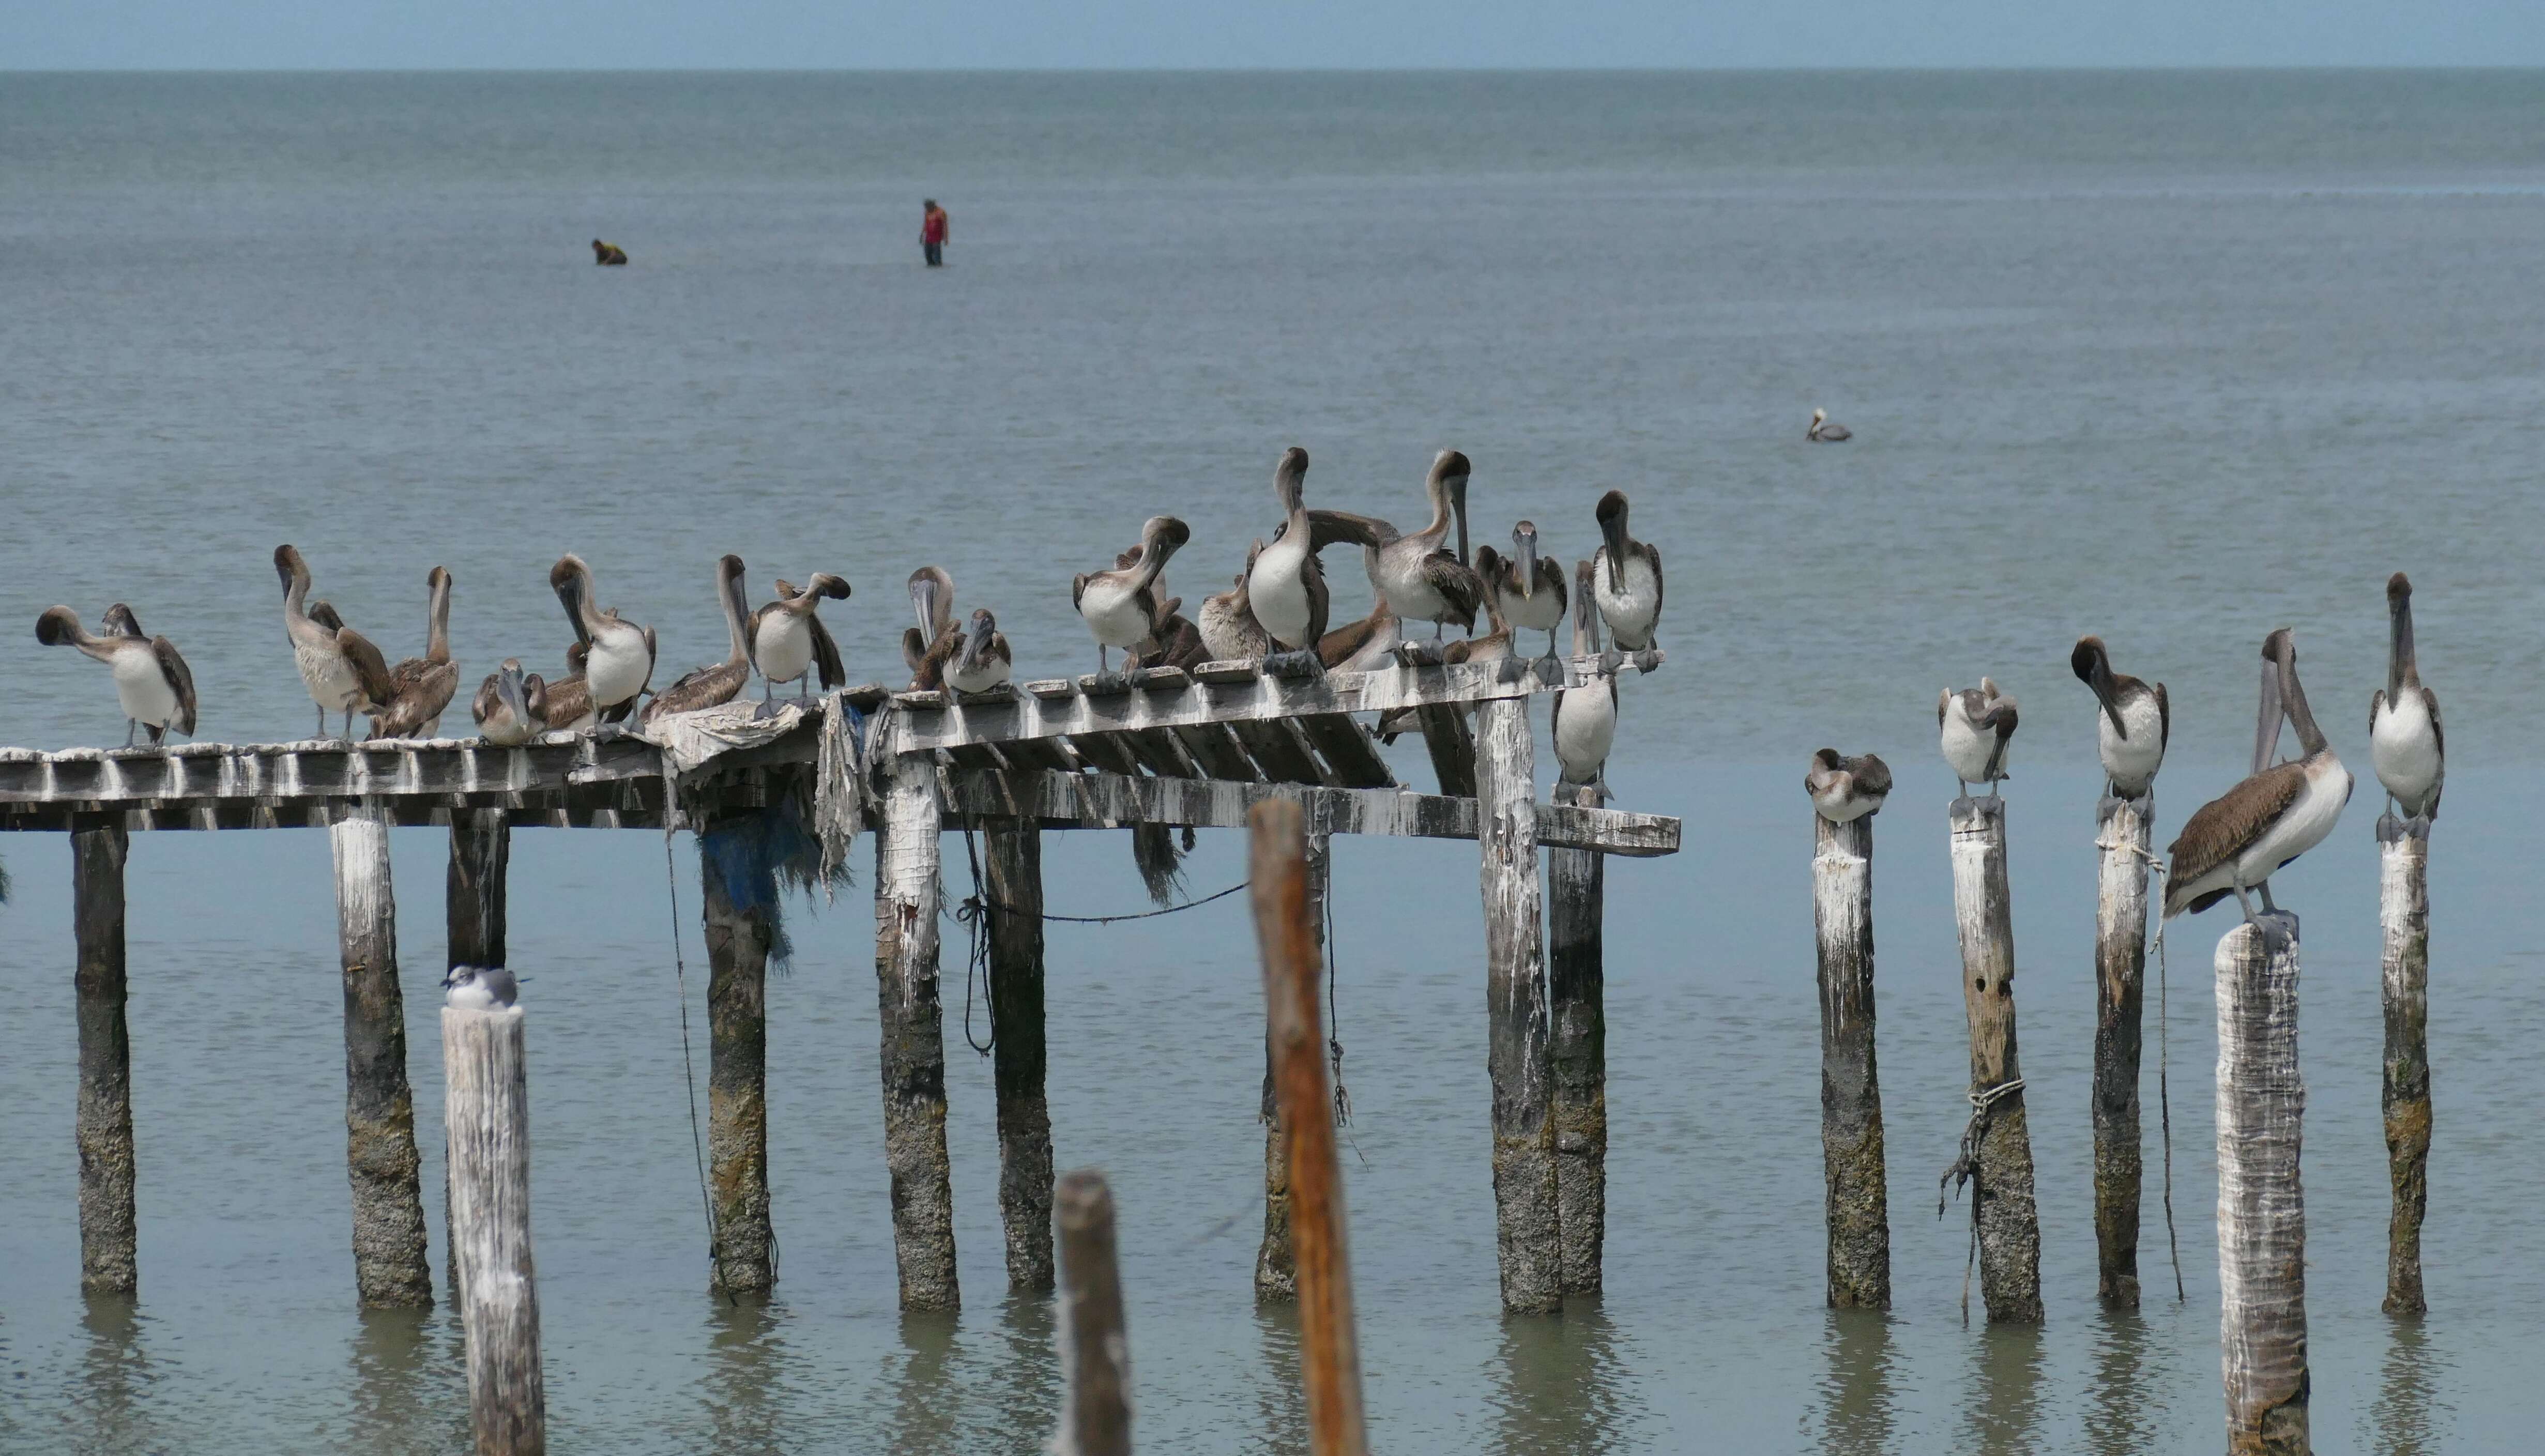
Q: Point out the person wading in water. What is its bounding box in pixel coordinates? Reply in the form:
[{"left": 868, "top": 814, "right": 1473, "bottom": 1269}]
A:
[{"left": 921, "top": 199, "right": 949, "bottom": 267}]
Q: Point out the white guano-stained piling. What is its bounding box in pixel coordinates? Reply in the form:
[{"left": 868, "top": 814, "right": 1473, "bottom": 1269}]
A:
[
  {"left": 331, "top": 800, "right": 434, "bottom": 1308},
  {"left": 2216, "top": 921, "right": 2309, "bottom": 1453},
  {"left": 2091, "top": 793, "right": 2153, "bottom": 1307},
  {"left": 1474, "top": 693, "right": 1559, "bottom": 1315},
  {"left": 1812, "top": 810, "right": 1887, "bottom": 1309},
  {"left": 1946, "top": 795, "right": 2041, "bottom": 1323},
  {"left": 443, "top": 1005, "right": 546, "bottom": 1456},
  {"left": 2378, "top": 828, "right": 2431, "bottom": 1316},
  {"left": 874, "top": 750, "right": 957, "bottom": 1311}
]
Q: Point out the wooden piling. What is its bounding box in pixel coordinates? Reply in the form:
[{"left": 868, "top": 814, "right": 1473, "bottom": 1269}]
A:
[
  {"left": 72, "top": 817, "right": 138, "bottom": 1295},
  {"left": 698, "top": 816, "right": 776, "bottom": 1295},
  {"left": 1811, "top": 808, "right": 1888, "bottom": 1310},
  {"left": 1474, "top": 695, "right": 1560, "bottom": 1315},
  {"left": 1251, "top": 801, "right": 1368, "bottom": 1456},
  {"left": 2378, "top": 827, "right": 2431, "bottom": 1317},
  {"left": 1054, "top": 1169, "right": 1133, "bottom": 1456},
  {"left": 987, "top": 820, "right": 1056, "bottom": 1293},
  {"left": 1255, "top": 829, "right": 1328, "bottom": 1303},
  {"left": 2091, "top": 794, "right": 2152, "bottom": 1308},
  {"left": 443, "top": 1004, "right": 546, "bottom": 1456},
  {"left": 331, "top": 800, "right": 434, "bottom": 1308},
  {"left": 1946, "top": 796, "right": 2042, "bottom": 1324},
  {"left": 446, "top": 809, "right": 509, "bottom": 1297},
  {"left": 875, "top": 751, "right": 958, "bottom": 1311},
  {"left": 1548, "top": 781, "right": 1608, "bottom": 1296},
  {"left": 2216, "top": 921, "right": 2310, "bottom": 1452}
]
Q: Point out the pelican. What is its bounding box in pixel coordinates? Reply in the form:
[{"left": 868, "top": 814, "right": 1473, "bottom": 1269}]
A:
[
  {"left": 550, "top": 554, "right": 656, "bottom": 725},
  {"left": 36, "top": 606, "right": 197, "bottom": 747},
  {"left": 2369, "top": 572, "right": 2444, "bottom": 834},
  {"left": 277, "top": 545, "right": 391, "bottom": 740},
  {"left": 367, "top": 565, "right": 459, "bottom": 740},
  {"left": 1201, "top": 543, "right": 1276, "bottom": 664},
  {"left": 1245, "top": 446, "right": 1337, "bottom": 669},
  {"left": 1317, "top": 588, "right": 1401, "bottom": 674},
  {"left": 644, "top": 555, "right": 753, "bottom": 722},
  {"left": 751, "top": 572, "right": 851, "bottom": 706},
  {"left": 1808, "top": 408, "right": 1852, "bottom": 443},
  {"left": 2070, "top": 636, "right": 2169, "bottom": 803},
  {"left": 1806, "top": 749, "right": 1892, "bottom": 823},
  {"left": 538, "top": 642, "right": 598, "bottom": 733},
  {"left": 1073, "top": 515, "right": 1189, "bottom": 674},
  {"left": 2165, "top": 629, "right": 2353, "bottom": 946},
  {"left": 949, "top": 609, "right": 1013, "bottom": 692},
  {"left": 1444, "top": 545, "right": 1516, "bottom": 667},
  {"left": 1939, "top": 678, "right": 2018, "bottom": 798},
  {"left": 1551, "top": 561, "right": 1617, "bottom": 789},
  {"left": 1590, "top": 490, "right": 1663, "bottom": 663},
  {"left": 1490, "top": 520, "right": 1567, "bottom": 663},
  {"left": 1371, "top": 451, "right": 1485, "bottom": 641},
  {"left": 471, "top": 659, "right": 546, "bottom": 746},
  {"left": 903, "top": 566, "right": 957, "bottom": 686}
]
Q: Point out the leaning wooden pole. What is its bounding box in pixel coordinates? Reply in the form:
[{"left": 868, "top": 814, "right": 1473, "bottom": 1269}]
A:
[
  {"left": 446, "top": 809, "right": 510, "bottom": 1298},
  {"left": 987, "top": 819, "right": 1056, "bottom": 1293},
  {"left": 1251, "top": 801, "right": 1368, "bottom": 1456},
  {"left": 1946, "top": 795, "right": 2043, "bottom": 1323},
  {"left": 331, "top": 800, "right": 434, "bottom": 1308},
  {"left": 1256, "top": 829, "right": 1329, "bottom": 1302},
  {"left": 2377, "top": 824, "right": 2432, "bottom": 1317},
  {"left": 2091, "top": 793, "right": 2153, "bottom": 1307},
  {"left": 875, "top": 751, "right": 958, "bottom": 1311},
  {"left": 2216, "top": 921, "right": 2310, "bottom": 1452},
  {"left": 443, "top": 1003, "right": 546, "bottom": 1456},
  {"left": 698, "top": 815, "right": 776, "bottom": 1295},
  {"left": 1054, "top": 1169, "right": 1133, "bottom": 1456},
  {"left": 1473, "top": 693, "right": 1560, "bottom": 1315},
  {"left": 1811, "top": 805, "right": 1888, "bottom": 1309},
  {"left": 72, "top": 816, "right": 139, "bottom": 1295},
  {"left": 1548, "top": 781, "right": 1609, "bottom": 1296}
]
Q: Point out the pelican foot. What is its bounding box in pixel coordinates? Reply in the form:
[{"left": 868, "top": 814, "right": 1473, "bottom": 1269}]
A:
[
  {"left": 2411, "top": 813, "right": 2435, "bottom": 839},
  {"left": 753, "top": 699, "right": 787, "bottom": 723},
  {"left": 1087, "top": 671, "right": 1132, "bottom": 696},
  {"left": 2254, "top": 910, "right": 2300, "bottom": 958},
  {"left": 1266, "top": 649, "right": 1324, "bottom": 680},
  {"left": 1632, "top": 649, "right": 1664, "bottom": 673},
  {"left": 1598, "top": 649, "right": 1626, "bottom": 677}
]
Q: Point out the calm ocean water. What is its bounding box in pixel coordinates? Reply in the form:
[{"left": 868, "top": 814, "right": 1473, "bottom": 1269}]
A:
[{"left": 5, "top": 70, "right": 2544, "bottom": 1453}]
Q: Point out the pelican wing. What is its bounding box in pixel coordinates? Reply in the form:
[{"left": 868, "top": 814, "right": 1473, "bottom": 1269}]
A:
[
  {"left": 471, "top": 671, "right": 504, "bottom": 727},
  {"left": 1071, "top": 572, "right": 1091, "bottom": 615},
  {"left": 1849, "top": 753, "right": 1893, "bottom": 800},
  {"left": 913, "top": 628, "right": 961, "bottom": 691},
  {"left": 643, "top": 660, "right": 748, "bottom": 722},
  {"left": 2423, "top": 686, "right": 2445, "bottom": 819},
  {"left": 1643, "top": 543, "right": 1665, "bottom": 621},
  {"left": 902, "top": 624, "right": 931, "bottom": 677},
  {"left": 807, "top": 610, "right": 846, "bottom": 689},
  {"left": 2166, "top": 762, "right": 2308, "bottom": 909},
  {"left": 1306, "top": 509, "right": 1399, "bottom": 551},
  {"left": 1419, "top": 554, "right": 1485, "bottom": 631},
  {"left": 2155, "top": 681, "right": 2171, "bottom": 753},
  {"left": 153, "top": 637, "right": 198, "bottom": 735},
  {"left": 337, "top": 627, "right": 394, "bottom": 706}
]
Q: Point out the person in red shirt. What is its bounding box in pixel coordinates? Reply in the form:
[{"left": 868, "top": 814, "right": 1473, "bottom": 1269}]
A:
[{"left": 921, "top": 200, "right": 949, "bottom": 268}]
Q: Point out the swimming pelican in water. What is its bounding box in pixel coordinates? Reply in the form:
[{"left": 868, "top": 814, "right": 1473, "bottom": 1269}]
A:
[
  {"left": 550, "top": 554, "right": 656, "bottom": 726},
  {"left": 752, "top": 572, "right": 852, "bottom": 706},
  {"left": 367, "top": 566, "right": 460, "bottom": 740},
  {"left": 1073, "top": 515, "right": 1189, "bottom": 675},
  {"left": 1806, "top": 749, "right": 1892, "bottom": 823},
  {"left": 2369, "top": 572, "right": 2444, "bottom": 837},
  {"left": 1589, "top": 490, "right": 1663, "bottom": 666},
  {"left": 1939, "top": 678, "right": 2019, "bottom": 798},
  {"left": 36, "top": 605, "right": 198, "bottom": 747},
  {"left": 1808, "top": 408, "right": 1852, "bottom": 442},
  {"left": 1370, "top": 451, "right": 1485, "bottom": 642},
  {"left": 276, "top": 545, "right": 391, "bottom": 740},
  {"left": 2070, "top": 635, "right": 2168, "bottom": 804},
  {"left": 471, "top": 658, "right": 546, "bottom": 745}
]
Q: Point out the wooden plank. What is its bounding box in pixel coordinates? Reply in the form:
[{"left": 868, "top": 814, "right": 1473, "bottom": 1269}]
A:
[
  {"left": 1174, "top": 722, "right": 1263, "bottom": 783},
  {"left": 1296, "top": 715, "right": 1396, "bottom": 790},
  {"left": 1070, "top": 732, "right": 1146, "bottom": 778},
  {"left": 1413, "top": 704, "right": 1478, "bottom": 798},
  {"left": 1122, "top": 727, "right": 1203, "bottom": 780},
  {"left": 1230, "top": 718, "right": 1324, "bottom": 786}
]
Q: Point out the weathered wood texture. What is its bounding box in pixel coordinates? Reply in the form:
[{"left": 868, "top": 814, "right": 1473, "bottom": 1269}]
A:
[
  {"left": 1476, "top": 696, "right": 1560, "bottom": 1315},
  {"left": 2216, "top": 922, "right": 2310, "bottom": 1453},
  {"left": 72, "top": 818, "right": 138, "bottom": 1294},
  {"left": 1811, "top": 811, "right": 1888, "bottom": 1310},
  {"left": 698, "top": 816, "right": 776, "bottom": 1295},
  {"left": 331, "top": 802, "right": 435, "bottom": 1308},
  {"left": 442, "top": 1006, "right": 547, "bottom": 1456},
  {"left": 446, "top": 809, "right": 509, "bottom": 1298},
  {"left": 1251, "top": 802, "right": 1369, "bottom": 1456},
  {"left": 1947, "top": 796, "right": 2043, "bottom": 1324},
  {"left": 1054, "top": 1170, "right": 1133, "bottom": 1456},
  {"left": 1255, "top": 831, "right": 1329, "bottom": 1303},
  {"left": 875, "top": 752, "right": 958, "bottom": 1311},
  {"left": 2092, "top": 794, "right": 2152, "bottom": 1308},
  {"left": 987, "top": 821, "right": 1055, "bottom": 1293},
  {"left": 2379, "top": 831, "right": 2431, "bottom": 1318},
  {"left": 1549, "top": 780, "right": 1608, "bottom": 1296}
]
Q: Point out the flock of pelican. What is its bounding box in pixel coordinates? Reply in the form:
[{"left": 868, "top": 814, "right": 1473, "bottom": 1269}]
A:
[{"left": 1807, "top": 572, "right": 2444, "bottom": 946}]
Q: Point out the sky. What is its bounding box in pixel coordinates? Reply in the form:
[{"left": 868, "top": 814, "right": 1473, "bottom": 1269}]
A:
[{"left": 8, "top": 0, "right": 2542, "bottom": 69}]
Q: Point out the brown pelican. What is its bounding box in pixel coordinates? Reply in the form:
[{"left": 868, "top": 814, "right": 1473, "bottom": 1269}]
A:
[
  {"left": 1489, "top": 520, "right": 1567, "bottom": 663},
  {"left": 1371, "top": 451, "right": 1484, "bottom": 640},
  {"left": 471, "top": 658, "right": 546, "bottom": 745},
  {"left": 2369, "top": 572, "right": 2443, "bottom": 834},
  {"left": 2166, "top": 629, "right": 2353, "bottom": 946},
  {"left": 550, "top": 554, "right": 656, "bottom": 725},
  {"left": 1589, "top": 491, "right": 1663, "bottom": 665},
  {"left": 1245, "top": 446, "right": 1337, "bottom": 669},
  {"left": 592, "top": 240, "right": 628, "bottom": 265},
  {"left": 1073, "top": 515, "right": 1189, "bottom": 674},
  {"left": 1806, "top": 749, "right": 1892, "bottom": 823},
  {"left": 538, "top": 642, "right": 597, "bottom": 733},
  {"left": 751, "top": 572, "right": 851, "bottom": 706},
  {"left": 1444, "top": 545, "right": 1515, "bottom": 667},
  {"left": 1317, "top": 589, "right": 1401, "bottom": 673},
  {"left": 277, "top": 545, "right": 391, "bottom": 740},
  {"left": 1200, "top": 543, "right": 1275, "bottom": 664},
  {"left": 36, "top": 606, "right": 197, "bottom": 747},
  {"left": 903, "top": 566, "right": 957, "bottom": 686},
  {"left": 1939, "top": 678, "right": 2018, "bottom": 798},
  {"left": 2070, "top": 635, "right": 2168, "bottom": 803},
  {"left": 1808, "top": 408, "right": 1852, "bottom": 442},
  {"left": 367, "top": 566, "right": 459, "bottom": 740},
  {"left": 1551, "top": 562, "right": 1617, "bottom": 788},
  {"left": 949, "top": 608, "right": 1014, "bottom": 691},
  {"left": 643, "top": 555, "right": 753, "bottom": 723}
]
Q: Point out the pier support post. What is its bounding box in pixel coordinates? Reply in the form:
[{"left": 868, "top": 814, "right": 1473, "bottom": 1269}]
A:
[
  {"left": 72, "top": 817, "right": 138, "bottom": 1296},
  {"left": 443, "top": 1004, "right": 546, "bottom": 1456},
  {"left": 446, "top": 809, "right": 510, "bottom": 1298},
  {"left": 1946, "top": 795, "right": 2042, "bottom": 1323},
  {"left": 1475, "top": 694, "right": 1560, "bottom": 1315},
  {"left": 876, "top": 752, "right": 958, "bottom": 1312},
  {"left": 2378, "top": 822, "right": 2431, "bottom": 1317},
  {"left": 699, "top": 816, "right": 777, "bottom": 1295},
  {"left": 987, "top": 820, "right": 1055, "bottom": 1293},
  {"left": 1055, "top": 1170, "right": 1134, "bottom": 1456},
  {"left": 1256, "top": 829, "right": 1329, "bottom": 1302},
  {"left": 2217, "top": 921, "right": 2309, "bottom": 1452},
  {"left": 1549, "top": 782, "right": 1609, "bottom": 1296},
  {"left": 332, "top": 800, "right": 434, "bottom": 1308},
  {"left": 1811, "top": 808, "right": 1888, "bottom": 1309},
  {"left": 2092, "top": 794, "right": 2152, "bottom": 1308}
]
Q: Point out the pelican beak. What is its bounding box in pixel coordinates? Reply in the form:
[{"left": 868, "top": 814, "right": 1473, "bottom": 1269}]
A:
[
  {"left": 911, "top": 576, "right": 939, "bottom": 638},
  {"left": 497, "top": 662, "right": 528, "bottom": 724},
  {"left": 959, "top": 614, "right": 993, "bottom": 672},
  {"left": 1599, "top": 511, "right": 1627, "bottom": 592},
  {"left": 1514, "top": 526, "right": 1538, "bottom": 600}
]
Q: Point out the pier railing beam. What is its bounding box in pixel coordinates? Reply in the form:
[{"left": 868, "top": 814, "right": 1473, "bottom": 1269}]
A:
[
  {"left": 1549, "top": 781, "right": 1608, "bottom": 1296},
  {"left": 443, "top": 1004, "right": 546, "bottom": 1456},
  {"left": 2378, "top": 824, "right": 2432, "bottom": 1317},
  {"left": 331, "top": 800, "right": 434, "bottom": 1308},
  {"left": 1475, "top": 696, "right": 1560, "bottom": 1315},
  {"left": 699, "top": 815, "right": 776, "bottom": 1295},
  {"left": 987, "top": 818, "right": 1055, "bottom": 1293},
  {"left": 446, "top": 808, "right": 510, "bottom": 1298},
  {"left": 72, "top": 816, "right": 139, "bottom": 1295},
  {"left": 1811, "top": 808, "right": 1888, "bottom": 1309},
  {"left": 876, "top": 751, "right": 958, "bottom": 1312},
  {"left": 1255, "top": 829, "right": 1329, "bottom": 1302},
  {"left": 2217, "top": 921, "right": 2310, "bottom": 1451},
  {"left": 2092, "top": 793, "right": 2153, "bottom": 1308},
  {"left": 1947, "top": 795, "right": 2042, "bottom": 1323}
]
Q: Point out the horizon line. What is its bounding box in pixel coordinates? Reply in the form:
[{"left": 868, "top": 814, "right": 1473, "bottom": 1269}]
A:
[{"left": 11, "top": 63, "right": 2545, "bottom": 75}]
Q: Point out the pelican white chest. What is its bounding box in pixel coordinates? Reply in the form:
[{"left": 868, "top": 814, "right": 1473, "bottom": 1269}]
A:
[
  {"left": 1247, "top": 532, "right": 1314, "bottom": 649},
  {"left": 2238, "top": 755, "right": 2354, "bottom": 884},
  {"left": 1940, "top": 701, "right": 2008, "bottom": 786},
  {"left": 2098, "top": 692, "right": 2166, "bottom": 796},
  {"left": 110, "top": 647, "right": 181, "bottom": 727},
  {"left": 1552, "top": 678, "right": 1617, "bottom": 785},
  {"left": 1591, "top": 553, "right": 1660, "bottom": 650},
  {"left": 1077, "top": 577, "right": 1150, "bottom": 650},
  {"left": 296, "top": 638, "right": 361, "bottom": 712},
  {"left": 2371, "top": 691, "right": 2442, "bottom": 814},
  {"left": 755, "top": 613, "right": 814, "bottom": 684},
  {"left": 585, "top": 624, "right": 651, "bottom": 708}
]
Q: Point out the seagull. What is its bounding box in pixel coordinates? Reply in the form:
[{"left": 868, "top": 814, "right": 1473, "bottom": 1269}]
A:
[{"left": 442, "top": 964, "right": 519, "bottom": 1011}]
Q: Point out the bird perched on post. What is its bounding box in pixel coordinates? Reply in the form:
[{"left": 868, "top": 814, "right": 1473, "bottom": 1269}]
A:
[
  {"left": 1486, "top": 520, "right": 1568, "bottom": 664},
  {"left": 2070, "top": 636, "right": 2168, "bottom": 805},
  {"left": 443, "top": 964, "right": 519, "bottom": 1010},
  {"left": 472, "top": 658, "right": 546, "bottom": 745},
  {"left": 550, "top": 554, "right": 656, "bottom": 726},
  {"left": 1589, "top": 489, "right": 1663, "bottom": 669},
  {"left": 367, "top": 566, "right": 459, "bottom": 740},
  {"left": 1073, "top": 515, "right": 1189, "bottom": 676},
  {"left": 1939, "top": 679, "right": 2018, "bottom": 798},
  {"left": 753, "top": 572, "right": 852, "bottom": 707},
  {"left": 36, "top": 605, "right": 198, "bottom": 747},
  {"left": 276, "top": 545, "right": 391, "bottom": 741},
  {"left": 1806, "top": 749, "right": 1892, "bottom": 823},
  {"left": 2369, "top": 572, "right": 2443, "bottom": 838}
]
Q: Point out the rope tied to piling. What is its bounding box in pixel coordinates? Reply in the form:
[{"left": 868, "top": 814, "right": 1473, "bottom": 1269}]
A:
[{"left": 1940, "top": 1077, "right": 2025, "bottom": 1323}]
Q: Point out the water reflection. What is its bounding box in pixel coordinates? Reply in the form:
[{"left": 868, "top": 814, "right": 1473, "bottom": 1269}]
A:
[
  {"left": 345, "top": 1305, "right": 462, "bottom": 1456},
  {"left": 2373, "top": 1319, "right": 2448, "bottom": 1455},
  {"left": 990, "top": 1293, "right": 1062, "bottom": 1444},
  {"left": 1818, "top": 1307, "right": 1897, "bottom": 1452},
  {"left": 2084, "top": 1309, "right": 2158, "bottom": 1454},
  {"left": 71, "top": 1295, "right": 158, "bottom": 1456},
  {"left": 703, "top": 1294, "right": 788, "bottom": 1455},
  {"left": 1490, "top": 1299, "right": 1627, "bottom": 1454},
  {"left": 888, "top": 1309, "right": 962, "bottom": 1456},
  {"left": 1964, "top": 1323, "right": 2044, "bottom": 1456},
  {"left": 1250, "top": 1302, "right": 1309, "bottom": 1456}
]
